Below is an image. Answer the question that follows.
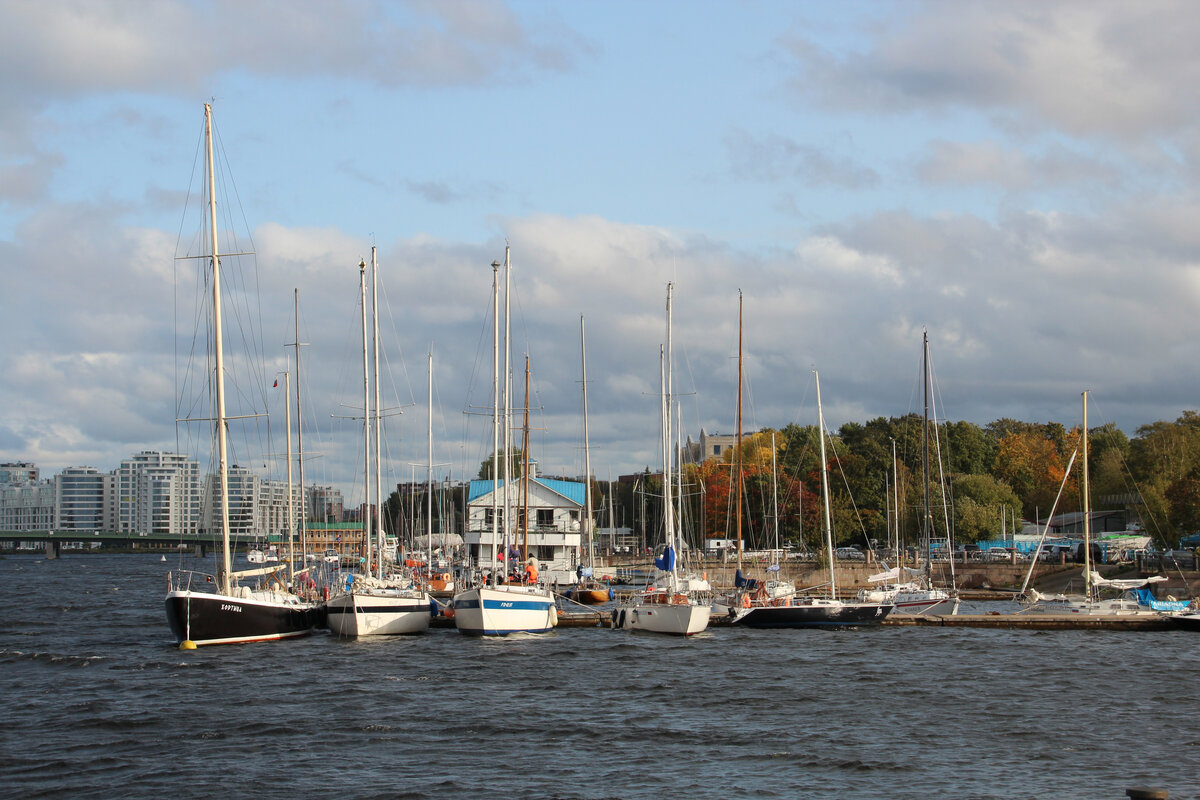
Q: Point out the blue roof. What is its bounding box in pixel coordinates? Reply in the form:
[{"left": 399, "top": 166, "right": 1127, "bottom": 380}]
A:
[{"left": 468, "top": 478, "right": 584, "bottom": 506}]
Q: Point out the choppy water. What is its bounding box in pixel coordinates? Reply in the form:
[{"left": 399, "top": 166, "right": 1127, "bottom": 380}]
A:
[{"left": 1, "top": 553, "right": 1197, "bottom": 800}]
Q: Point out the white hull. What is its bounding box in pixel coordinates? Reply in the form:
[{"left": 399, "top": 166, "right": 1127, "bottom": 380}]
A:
[
  {"left": 1025, "top": 595, "right": 1162, "bottom": 616},
  {"left": 451, "top": 584, "right": 557, "bottom": 636},
  {"left": 859, "top": 585, "right": 959, "bottom": 615},
  {"left": 614, "top": 594, "right": 711, "bottom": 636},
  {"left": 326, "top": 589, "right": 432, "bottom": 636}
]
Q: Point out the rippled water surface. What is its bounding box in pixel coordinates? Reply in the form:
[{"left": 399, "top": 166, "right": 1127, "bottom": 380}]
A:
[{"left": 1, "top": 553, "right": 1197, "bottom": 799}]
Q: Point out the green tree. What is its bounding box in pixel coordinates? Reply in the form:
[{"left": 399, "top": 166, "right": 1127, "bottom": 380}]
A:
[{"left": 476, "top": 447, "right": 526, "bottom": 480}]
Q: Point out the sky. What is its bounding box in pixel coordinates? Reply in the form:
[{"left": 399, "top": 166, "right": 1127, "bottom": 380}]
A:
[{"left": 3, "top": 0, "right": 1200, "bottom": 502}]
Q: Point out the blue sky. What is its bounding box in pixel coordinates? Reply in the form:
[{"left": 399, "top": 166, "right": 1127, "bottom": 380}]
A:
[{"left": 4, "top": 0, "right": 1200, "bottom": 502}]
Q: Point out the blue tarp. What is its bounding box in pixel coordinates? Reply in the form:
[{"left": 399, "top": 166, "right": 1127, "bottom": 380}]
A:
[{"left": 655, "top": 545, "right": 675, "bottom": 572}]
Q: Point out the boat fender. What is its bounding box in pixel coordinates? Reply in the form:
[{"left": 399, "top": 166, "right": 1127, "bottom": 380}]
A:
[
  {"left": 608, "top": 587, "right": 615, "bottom": 601},
  {"left": 444, "top": 606, "right": 455, "bottom": 619},
  {"left": 428, "top": 598, "right": 440, "bottom": 618},
  {"left": 549, "top": 606, "right": 559, "bottom": 627},
  {"left": 322, "top": 585, "right": 329, "bottom": 601}
]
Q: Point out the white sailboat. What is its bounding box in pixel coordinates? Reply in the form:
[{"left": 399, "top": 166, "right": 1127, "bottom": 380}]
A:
[
  {"left": 568, "top": 315, "right": 612, "bottom": 605},
  {"left": 1024, "top": 391, "right": 1175, "bottom": 617},
  {"left": 165, "top": 104, "right": 318, "bottom": 647},
  {"left": 857, "top": 331, "right": 959, "bottom": 615},
  {"left": 451, "top": 246, "right": 557, "bottom": 636},
  {"left": 613, "top": 283, "right": 712, "bottom": 636},
  {"left": 326, "top": 249, "right": 431, "bottom": 636}
]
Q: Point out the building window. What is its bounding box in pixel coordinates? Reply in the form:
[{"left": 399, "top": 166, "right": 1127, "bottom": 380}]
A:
[
  {"left": 537, "top": 509, "right": 554, "bottom": 528},
  {"left": 713, "top": 445, "right": 720, "bottom": 455}
]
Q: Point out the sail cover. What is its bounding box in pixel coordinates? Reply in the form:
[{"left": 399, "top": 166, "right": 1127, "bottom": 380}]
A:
[
  {"left": 1089, "top": 570, "right": 1166, "bottom": 590},
  {"left": 655, "top": 545, "right": 675, "bottom": 572}
]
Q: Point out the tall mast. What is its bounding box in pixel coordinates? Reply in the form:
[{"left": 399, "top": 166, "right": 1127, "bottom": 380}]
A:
[
  {"left": 664, "top": 283, "right": 677, "bottom": 584},
  {"left": 521, "top": 355, "right": 531, "bottom": 564},
  {"left": 735, "top": 290, "right": 744, "bottom": 570},
  {"left": 891, "top": 439, "right": 900, "bottom": 556},
  {"left": 922, "top": 329, "right": 933, "bottom": 580},
  {"left": 580, "top": 316, "right": 593, "bottom": 570},
  {"left": 489, "top": 258, "right": 500, "bottom": 585},
  {"left": 814, "top": 370, "right": 836, "bottom": 600},
  {"left": 427, "top": 351, "right": 434, "bottom": 580},
  {"left": 359, "top": 257, "right": 372, "bottom": 577},
  {"left": 502, "top": 245, "right": 512, "bottom": 579},
  {"left": 292, "top": 289, "right": 308, "bottom": 564},
  {"left": 204, "top": 103, "right": 233, "bottom": 596},
  {"left": 371, "top": 247, "right": 383, "bottom": 580},
  {"left": 1082, "top": 390, "right": 1092, "bottom": 600},
  {"left": 771, "top": 432, "right": 779, "bottom": 554},
  {"left": 284, "top": 370, "right": 294, "bottom": 584}
]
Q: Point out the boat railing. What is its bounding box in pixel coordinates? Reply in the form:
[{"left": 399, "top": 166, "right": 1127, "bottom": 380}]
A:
[{"left": 167, "top": 569, "right": 218, "bottom": 593}]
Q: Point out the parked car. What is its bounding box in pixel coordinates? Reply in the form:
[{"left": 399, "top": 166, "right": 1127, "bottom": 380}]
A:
[
  {"left": 835, "top": 547, "right": 866, "bottom": 561},
  {"left": 985, "top": 548, "right": 1012, "bottom": 562}
]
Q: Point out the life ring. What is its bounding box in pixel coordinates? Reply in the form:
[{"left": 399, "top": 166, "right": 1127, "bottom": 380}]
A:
[
  {"left": 440, "top": 572, "right": 451, "bottom": 583},
  {"left": 741, "top": 594, "right": 751, "bottom": 609}
]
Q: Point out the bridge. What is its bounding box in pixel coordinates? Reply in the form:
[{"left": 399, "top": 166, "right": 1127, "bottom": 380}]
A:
[{"left": 0, "top": 530, "right": 266, "bottom": 558}]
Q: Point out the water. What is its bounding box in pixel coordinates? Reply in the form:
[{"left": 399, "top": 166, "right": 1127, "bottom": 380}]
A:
[{"left": 1, "top": 553, "right": 1197, "bottom": 800}]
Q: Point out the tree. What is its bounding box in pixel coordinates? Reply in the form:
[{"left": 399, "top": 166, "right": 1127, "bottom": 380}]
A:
[
  {"left": 476, "top": 447, "right": 525, "bottom": 480},
  {"left": 946, "top": 473, "right": 1022, "bottom": 542}
]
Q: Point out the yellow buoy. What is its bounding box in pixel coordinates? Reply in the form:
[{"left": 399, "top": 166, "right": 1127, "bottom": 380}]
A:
[{"left": 179, "top": 640, "right": 197, "bottom": 650}]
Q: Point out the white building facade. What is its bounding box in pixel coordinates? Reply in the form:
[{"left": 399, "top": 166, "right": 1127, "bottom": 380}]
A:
[
  {"left": 116, "top": 451, "right": 201, "bottom": 537},
  {"left": 464, "top": 475, "right": 584, "bottom": 581}
]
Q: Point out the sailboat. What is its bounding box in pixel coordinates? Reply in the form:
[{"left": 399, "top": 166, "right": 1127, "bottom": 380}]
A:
[
  {"left": 164, "top": 104, "right": 319, "bottom": 647},
  {"left": 613, "top": 283, "right": 712, "bottom": 636},
  {"left": 567, "top": 315, "right": 613, "bottom": 605},
  {"left": 857, "top": 331, "right": 959, "bottom": 615},
  {"left": 326, "top": 249, "right": 432, "bottom": 636},
  {"left": 713, "top": 292, "right": 800, "bottom": 618},
  {"left": 451, "top": 246, "right": 557, "bottom": 636},
  {"left": 1023, "top": 391, "right": 1179, "bottom": 617},
  {"left": 729, "top": 371, "right": 892, "bottom": 628}
]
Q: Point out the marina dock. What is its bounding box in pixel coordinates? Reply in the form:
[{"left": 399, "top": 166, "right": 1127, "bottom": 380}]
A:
[{"left": 428, "top": 608, "right": 1180, "bottom": 630}]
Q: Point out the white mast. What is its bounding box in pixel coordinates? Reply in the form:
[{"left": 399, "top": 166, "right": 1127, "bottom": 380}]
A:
[
  {"left": 284, "top": 369, "right": 294, "bottom": 583},
  {"left": 736, "top": 290, "right": 743, "bottom": 569},
  {"left": 502, "top": 245, "right": 513, "bottom": 579},
  {"left": 814, "top": 370, "right": 836, "bottom": 600},
  {"left": 489, "top": 258, "right": 500, "bottom": 585},
  {"left": 581, "top": 315, "right": 593, "bottom": 571},
  {"left": 771, "top": 432, "right": 780, "bottom": 554},
  {"left": 1082, "top": 390, "right": 1092, "bottom": 601},
  {"left": 664, "top": 282, "right": 677, "bottom": 585},
  {"left": 292, "top": 289, "right": 308, "bottom": 563},
  {"left": 358, "top": 258, "right": 372, "bottom": 577},
  {"left": 204, "top": 103, "right": 233, "bottom": 596},
  {"left": 371, "top": 247, "right": 383, "bottom": 580},
  {"left": 427, "top": 351, "right": 434, "bottom": 579}
]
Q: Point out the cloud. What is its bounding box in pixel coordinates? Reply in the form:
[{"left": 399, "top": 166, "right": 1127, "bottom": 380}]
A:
[
  {"left": 725, "top": 129, "right": 879, "bottom": 189},
  {"left": 780, "top": 0, "right": 1200, "bottom": 141},
  {"left": 914, "top": 139, "right": 1123, "bottom": 192},
  {"left": 0, "top": 1, "right": 592, "bottom": 108}
]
